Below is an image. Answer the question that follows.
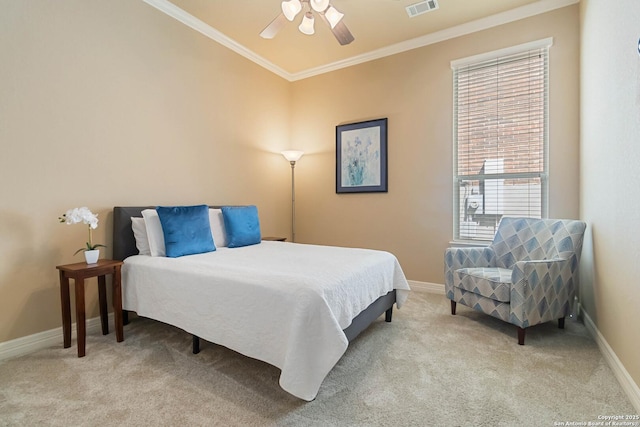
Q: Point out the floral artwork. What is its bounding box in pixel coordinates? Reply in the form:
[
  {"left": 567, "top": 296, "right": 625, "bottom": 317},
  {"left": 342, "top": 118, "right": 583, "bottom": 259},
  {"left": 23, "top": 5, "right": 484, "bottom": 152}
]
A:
[
  {"left": 336, "top": 118, "right": 388, "bottom": 193},
  {"left": 341, "top": 127, "right": 381, "bottom": 187}
]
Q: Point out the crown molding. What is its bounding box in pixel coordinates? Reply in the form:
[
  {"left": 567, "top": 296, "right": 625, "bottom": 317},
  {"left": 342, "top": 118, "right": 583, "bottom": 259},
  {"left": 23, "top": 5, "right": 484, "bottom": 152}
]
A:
[
  {"left": 142, "top": 0, "right": 291, "bottom": 80},
  {"left": 143, "top": 0, "right": 579, "bottom": 82},
  {"left": 290, "top": 0, "right": 578, "bottom": 80}
]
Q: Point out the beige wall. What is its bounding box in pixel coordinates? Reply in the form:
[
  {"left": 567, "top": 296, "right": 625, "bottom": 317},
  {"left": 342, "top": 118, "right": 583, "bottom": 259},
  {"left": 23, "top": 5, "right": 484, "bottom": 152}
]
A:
[
  {"left": 580, "top": 0, "right": 640, "bottom": 390},
  {"left": 290, "top": 6, "right": 581, "bottom": 283},
  {"left": 2, "top": 0, "right": 637, "bottom": 400},
  {"left": 0, "top": 1, "right": 591, "bottom": 371},
  {"left": 0, "top": 1, "right": 292, "bottom": 343}
]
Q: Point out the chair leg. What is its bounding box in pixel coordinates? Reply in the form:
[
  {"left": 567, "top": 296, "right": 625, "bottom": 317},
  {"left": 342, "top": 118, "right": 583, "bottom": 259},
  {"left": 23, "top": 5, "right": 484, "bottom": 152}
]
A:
[
  {"left": 450, "top": 300, "right": 457, "bottom": 315},
  {"left": 517, "top": 327, "right": 526, "bottom": 345},
  {"left": 558, "top": 317, "right": 565, "bottom": 329}
]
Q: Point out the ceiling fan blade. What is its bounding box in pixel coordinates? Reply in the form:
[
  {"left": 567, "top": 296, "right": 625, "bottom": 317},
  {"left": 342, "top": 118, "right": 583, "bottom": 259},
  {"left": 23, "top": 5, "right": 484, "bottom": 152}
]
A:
[
  {"left": 320, "top": 14, "right": 354, "bottom": 45},
  {"left": 331, "top": 20, "right": 355, "bottom": 45},
  {"left": 260, "top": 13, "right": 288, "bottom": 39}
]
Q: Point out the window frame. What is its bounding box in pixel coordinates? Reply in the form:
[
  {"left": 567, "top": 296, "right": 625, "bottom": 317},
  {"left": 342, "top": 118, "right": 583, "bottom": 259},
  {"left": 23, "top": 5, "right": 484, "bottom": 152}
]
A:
[{"left": 451, "top": 38, "right": 552, "bottom": 243}]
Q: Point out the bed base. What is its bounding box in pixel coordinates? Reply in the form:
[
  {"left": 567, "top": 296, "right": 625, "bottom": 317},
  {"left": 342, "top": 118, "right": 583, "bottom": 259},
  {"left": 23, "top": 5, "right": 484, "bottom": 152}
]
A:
[{"left": 191, "top": 290, "right": 396, "bottom": 354}]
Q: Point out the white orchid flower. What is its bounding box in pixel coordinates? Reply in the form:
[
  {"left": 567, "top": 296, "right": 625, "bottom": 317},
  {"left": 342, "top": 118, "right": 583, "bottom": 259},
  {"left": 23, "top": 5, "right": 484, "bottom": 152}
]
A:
[{"left": 59, "top": 207, "right": 105, "bottom": 254}]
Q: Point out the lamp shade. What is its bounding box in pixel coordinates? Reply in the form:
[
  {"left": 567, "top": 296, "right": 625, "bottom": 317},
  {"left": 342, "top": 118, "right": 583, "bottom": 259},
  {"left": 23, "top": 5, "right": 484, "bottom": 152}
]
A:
[
  {"left": 281, "top": 150, "right": 304, "bottom": 162},
  {"left": 281, "top": 0, "right": 302, "bottom": 21},
  {"left": 298, "top": 12, "right": 315, "bottom": 35},
  {"left": 325, "top": 6, "right": 344, "bottom": 28},
  {"left": 310, "top": 0, "right": 330, "bottom": 12}
]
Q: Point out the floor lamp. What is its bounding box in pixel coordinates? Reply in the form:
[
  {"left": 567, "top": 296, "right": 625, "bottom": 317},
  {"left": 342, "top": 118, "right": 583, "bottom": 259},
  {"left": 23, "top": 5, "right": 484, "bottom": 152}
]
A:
[{"left": 281, "top": 150, "right": 304, "bottom": 242}]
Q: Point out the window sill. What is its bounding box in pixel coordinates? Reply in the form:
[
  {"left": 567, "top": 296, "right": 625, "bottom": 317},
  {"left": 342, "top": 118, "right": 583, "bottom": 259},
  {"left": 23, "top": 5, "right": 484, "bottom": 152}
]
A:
[{"left": 448, "top": 240, "right": 491, "bottom": 248}]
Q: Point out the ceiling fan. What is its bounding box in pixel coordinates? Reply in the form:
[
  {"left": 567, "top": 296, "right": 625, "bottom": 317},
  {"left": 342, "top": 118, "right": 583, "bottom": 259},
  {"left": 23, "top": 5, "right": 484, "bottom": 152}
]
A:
[{"left": 260, "top": 0, "right": 354, "bottom": 46}]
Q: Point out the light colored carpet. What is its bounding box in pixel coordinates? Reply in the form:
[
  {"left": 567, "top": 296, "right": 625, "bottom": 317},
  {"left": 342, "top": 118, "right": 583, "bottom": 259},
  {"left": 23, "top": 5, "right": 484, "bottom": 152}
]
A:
[{"left": 0, "top": 290, "right": 635, "bottom": 426}]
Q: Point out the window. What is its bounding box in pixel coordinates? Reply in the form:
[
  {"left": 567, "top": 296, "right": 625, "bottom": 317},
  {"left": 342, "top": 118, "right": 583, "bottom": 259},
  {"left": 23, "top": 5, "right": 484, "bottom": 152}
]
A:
[{"left": 451, "top": 38, "right": 551, "bottom": 242}]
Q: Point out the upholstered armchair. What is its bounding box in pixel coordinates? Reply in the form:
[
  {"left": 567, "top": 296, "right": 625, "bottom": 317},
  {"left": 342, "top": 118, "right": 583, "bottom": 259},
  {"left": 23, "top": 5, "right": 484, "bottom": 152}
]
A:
[{"left": 445, "top": 217, "right": 586, "bottom": 345}]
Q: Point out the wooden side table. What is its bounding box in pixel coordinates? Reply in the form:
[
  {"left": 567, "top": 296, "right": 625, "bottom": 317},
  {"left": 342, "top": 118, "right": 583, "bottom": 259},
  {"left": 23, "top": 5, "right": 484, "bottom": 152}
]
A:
[
  {"left": 56, "top": 259, "right": 124, "bottom": 357},
  {"left": 262, "top": 236, "right": 287, "bottom": 241}
]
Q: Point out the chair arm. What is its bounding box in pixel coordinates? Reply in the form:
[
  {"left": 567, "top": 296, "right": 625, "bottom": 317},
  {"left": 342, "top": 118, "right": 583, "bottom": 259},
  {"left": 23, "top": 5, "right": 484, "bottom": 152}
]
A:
[
  {"left": 509, "top": 256, "right": 578, "bottom": 328},
  {"left": 444, "top": 246, "right": 496, "bottom": 296}
]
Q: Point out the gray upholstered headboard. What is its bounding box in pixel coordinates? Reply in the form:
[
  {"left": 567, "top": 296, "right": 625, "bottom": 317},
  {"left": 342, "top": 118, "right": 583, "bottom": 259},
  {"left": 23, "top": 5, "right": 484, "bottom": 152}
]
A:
[
  {"left": 113, "top": 207, "right": 154, "bottom": 261},
  {"left": 112, "top": 205, "right": 230, "bottom": 261}
]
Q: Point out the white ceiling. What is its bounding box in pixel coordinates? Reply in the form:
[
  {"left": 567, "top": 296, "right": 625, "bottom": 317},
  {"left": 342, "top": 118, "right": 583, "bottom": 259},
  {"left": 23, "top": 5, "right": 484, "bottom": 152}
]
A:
[{"left": 143, "top": 0, "right": 578, "bottom": 81}]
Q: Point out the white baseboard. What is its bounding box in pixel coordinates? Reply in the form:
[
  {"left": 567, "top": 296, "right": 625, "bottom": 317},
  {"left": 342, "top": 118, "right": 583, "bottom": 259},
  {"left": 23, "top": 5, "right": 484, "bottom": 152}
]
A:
[
  {"left": 408, "top": 280, "right": 445, "bottom": 294},
  {"left": 580, "top": 306, "right": 640, "bottom": 413},
  {"left": 0, "top": 313, "right": 114, "bottom": 361}
]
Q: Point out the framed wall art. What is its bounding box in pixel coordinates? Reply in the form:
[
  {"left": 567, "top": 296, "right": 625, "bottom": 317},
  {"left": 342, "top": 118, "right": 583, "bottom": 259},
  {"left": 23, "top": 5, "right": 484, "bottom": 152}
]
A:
[{"left": 336, "top": 118, "right": 388, "bottom": 193}]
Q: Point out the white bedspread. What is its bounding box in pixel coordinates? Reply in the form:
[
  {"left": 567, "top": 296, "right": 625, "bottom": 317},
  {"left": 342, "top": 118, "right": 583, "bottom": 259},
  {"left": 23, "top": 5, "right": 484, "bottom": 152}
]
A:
[{"left": 122, "top": 241, "right": 410, "bottom": 401}]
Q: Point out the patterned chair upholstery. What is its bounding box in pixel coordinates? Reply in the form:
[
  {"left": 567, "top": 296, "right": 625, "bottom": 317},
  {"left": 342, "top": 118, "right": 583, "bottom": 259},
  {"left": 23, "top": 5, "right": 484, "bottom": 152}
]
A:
[{"left": 444, "top": 217, "right": 586, "bottom": 345}]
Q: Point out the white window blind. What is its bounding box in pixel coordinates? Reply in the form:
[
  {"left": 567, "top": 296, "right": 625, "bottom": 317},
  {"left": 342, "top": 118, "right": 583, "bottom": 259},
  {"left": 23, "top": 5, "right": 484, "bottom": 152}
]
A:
[{"left": 452, "top": 39, "right": 551, "bottom": 242}]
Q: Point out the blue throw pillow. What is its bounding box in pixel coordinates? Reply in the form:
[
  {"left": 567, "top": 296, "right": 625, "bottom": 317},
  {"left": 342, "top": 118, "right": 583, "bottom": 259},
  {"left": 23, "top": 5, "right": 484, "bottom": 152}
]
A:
[
  {"left": 156, "top": 205, "right": 216, "bottom": 257},
  {"left": 221, "top": 205, "right": 262, "bottom": 248}
]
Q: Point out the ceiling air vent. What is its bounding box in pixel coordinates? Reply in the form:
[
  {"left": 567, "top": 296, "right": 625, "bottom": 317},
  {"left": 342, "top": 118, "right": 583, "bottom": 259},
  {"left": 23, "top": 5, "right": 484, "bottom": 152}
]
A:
[{"left": 406, "top": 0, "right": 439, "bottom": 18}]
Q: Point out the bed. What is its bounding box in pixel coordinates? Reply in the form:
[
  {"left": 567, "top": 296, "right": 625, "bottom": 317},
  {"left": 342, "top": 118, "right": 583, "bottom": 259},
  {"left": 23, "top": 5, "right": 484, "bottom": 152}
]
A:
[{"left": 113, "top": 206, "right": 410, "bottom": 401}]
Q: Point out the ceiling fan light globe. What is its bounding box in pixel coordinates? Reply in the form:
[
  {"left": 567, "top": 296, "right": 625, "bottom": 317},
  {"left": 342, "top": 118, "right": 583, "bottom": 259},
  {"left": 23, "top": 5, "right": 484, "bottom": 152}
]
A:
[
  {"left": 281, "top": 0, "right": 302, "bottom": 21},
  {"left": 298, "top": 12, "right": 315, "bottom": 35},
  {"left": 325, "top": 6, "right": 344, "bottom": 28},
  {"left": 310, "top": 0, "right": 330, "bottom": 13}
]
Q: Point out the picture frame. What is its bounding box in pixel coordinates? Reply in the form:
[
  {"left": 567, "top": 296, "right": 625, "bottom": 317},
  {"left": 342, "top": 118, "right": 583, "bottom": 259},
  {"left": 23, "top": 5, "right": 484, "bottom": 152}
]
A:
[{"left": 336, "top": 118, "right": 388, "bottom": 193}]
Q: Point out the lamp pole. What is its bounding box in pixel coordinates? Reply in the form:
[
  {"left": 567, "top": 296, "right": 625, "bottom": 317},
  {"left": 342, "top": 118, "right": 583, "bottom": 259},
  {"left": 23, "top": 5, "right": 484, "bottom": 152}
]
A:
[
  {"left": 281, "top": 150, "right": 304, "bottom": 243},
  {"left": 290, "top": 160, "right": 297, "bottom": 243}
]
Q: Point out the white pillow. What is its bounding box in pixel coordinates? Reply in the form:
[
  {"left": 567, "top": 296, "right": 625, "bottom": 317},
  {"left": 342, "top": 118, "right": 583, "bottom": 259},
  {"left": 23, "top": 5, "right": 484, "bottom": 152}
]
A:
[
  {"left": 209, "top": 208, "right": 228, "bottom": 247},
  {"left": 141, "top": 209, "right": 166, "bottom": 257},
  {"left": 131, "top": 217, "right": 151, "bottom": 256}
]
